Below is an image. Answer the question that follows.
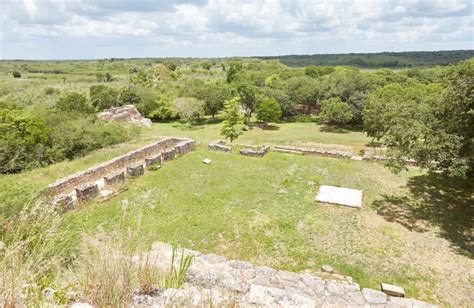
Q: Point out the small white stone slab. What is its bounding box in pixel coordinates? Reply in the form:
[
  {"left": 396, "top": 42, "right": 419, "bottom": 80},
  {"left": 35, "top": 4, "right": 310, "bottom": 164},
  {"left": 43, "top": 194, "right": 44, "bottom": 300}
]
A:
[
  {"left": 202, "top": 159, "right": 212, "bottom": 164},
  {"left": 315, "top": 185, "right": 362, "bottom": 208}
]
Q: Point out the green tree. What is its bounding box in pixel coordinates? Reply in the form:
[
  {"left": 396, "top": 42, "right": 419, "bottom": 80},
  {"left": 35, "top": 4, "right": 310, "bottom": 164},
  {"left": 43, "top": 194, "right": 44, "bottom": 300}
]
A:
[
  {"left": 363, "top": 58, "right": 473, "bottom": 178},
  {"left": 89, "top": 85, "right": 120, "bottom": 111},
  {"left": 12, "top": 71, "right": 21, "bottom": 78},
  {"left": 0, "top": 108, "right": 50, "bottom": 173},
  {"left": 119, "top": 87, "right": 141, "bottom": 106},
  {"left": 172, "top": 97, "right": 205, "bottom": 126},
  {"left": 220, "top": 97, "right": 246, "bottom": 143},
  {"left": 56, "top": 92, "right": 94, "bottom": 114},
  {"left": 320, "top": 97, "right": 353, "bottom": 125},
  {"left": 200, "top": 60, "right": 213, "bottom": 70},
  {"left": 305, "top": 65, "right": 335, "bottom": 79},
  {"left": 226, "top": 60, "right": 242, "bottom": 83},
  {"left": 237, "top": 82, "right": 257, "bottom": 123},
  {"left": 256, "top": 97, "right": 282, "bottom": 124},
  {"left": 163, "top": 60, "right": 178, "bottom": 71}
]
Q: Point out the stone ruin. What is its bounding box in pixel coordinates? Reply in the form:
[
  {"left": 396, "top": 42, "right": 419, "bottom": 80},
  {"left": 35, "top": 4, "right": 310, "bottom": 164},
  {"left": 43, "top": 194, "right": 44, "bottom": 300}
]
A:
[
  {"left": 208, "top": 140, "right": 270, "bottom": 158},
  {"left": 127, "top": 242, "right": 435, "bottom": 307},
  {"left": 97, "top": 104, "right": 152, "bottom": 127},
  {"left": 49, "top": 137, "right": 195, "bottom": 210}
]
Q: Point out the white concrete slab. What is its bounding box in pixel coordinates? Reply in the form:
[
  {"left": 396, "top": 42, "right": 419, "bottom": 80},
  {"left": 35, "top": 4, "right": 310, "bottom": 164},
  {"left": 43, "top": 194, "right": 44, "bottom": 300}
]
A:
[
  {"left": 315, "top": 185, "right": 362, "bottom": 208},
  {"left": 202, "top": 159, "right": 212, "bottom": 164}
]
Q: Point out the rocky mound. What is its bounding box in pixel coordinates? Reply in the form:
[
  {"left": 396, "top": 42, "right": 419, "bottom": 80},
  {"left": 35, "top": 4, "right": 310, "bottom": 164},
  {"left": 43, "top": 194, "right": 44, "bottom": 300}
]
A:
[
  {"left": 129, "top": 242, "right": 435, "bottom": 307},
  {"left": 97, "top": 105, "right": 152, "bottom": 127}
]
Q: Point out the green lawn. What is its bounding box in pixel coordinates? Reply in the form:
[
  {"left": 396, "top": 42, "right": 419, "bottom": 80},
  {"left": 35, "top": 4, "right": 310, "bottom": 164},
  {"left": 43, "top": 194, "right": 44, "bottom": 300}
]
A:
[{"left": 1, "top": 122, "right": 472, "bottom": 306}]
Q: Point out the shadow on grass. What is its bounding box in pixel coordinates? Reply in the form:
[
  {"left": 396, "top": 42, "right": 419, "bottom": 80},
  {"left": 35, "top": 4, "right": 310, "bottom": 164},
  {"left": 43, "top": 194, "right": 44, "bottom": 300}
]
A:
[
  {"left": 373, "top": 173, "right": 474, "bottom": 257},
  {"left": 252, "top": 123, "right": 280, "bottom": 131},
  {"left": 319, "top": 125, "right": 350, "bottom": 134}
]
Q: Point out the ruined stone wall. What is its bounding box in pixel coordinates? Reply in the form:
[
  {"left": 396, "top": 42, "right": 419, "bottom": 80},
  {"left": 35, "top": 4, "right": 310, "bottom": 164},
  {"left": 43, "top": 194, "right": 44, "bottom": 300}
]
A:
[
  {"left": 48, "top": 137, "right": 195, "bottom": 197},
  {"left": 273, "top": 145, "right": 353, "bottom": 159}
]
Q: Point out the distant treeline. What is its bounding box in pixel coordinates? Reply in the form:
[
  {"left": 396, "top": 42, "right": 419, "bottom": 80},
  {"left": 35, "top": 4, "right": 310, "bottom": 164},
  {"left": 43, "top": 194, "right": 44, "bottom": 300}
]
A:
[{"left": 259, "top": 50, "right": 474, "bottom": 68}]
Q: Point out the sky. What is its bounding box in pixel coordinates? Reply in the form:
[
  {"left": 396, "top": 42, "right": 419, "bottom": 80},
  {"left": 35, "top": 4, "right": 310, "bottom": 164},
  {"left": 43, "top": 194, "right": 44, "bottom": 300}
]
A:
[{"left": 0, "top": 0, "right": 473, "bottom": 59}]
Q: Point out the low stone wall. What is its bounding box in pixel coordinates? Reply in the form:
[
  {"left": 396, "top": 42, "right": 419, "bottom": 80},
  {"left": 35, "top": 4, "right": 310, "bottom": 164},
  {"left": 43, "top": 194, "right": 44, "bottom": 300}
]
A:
[
  {"left": 48, "top": 137, "right": 195, "bottom": 207},
  {"left": 239, "top": 144, "right": 270, "bottom": 158},
  {"left": 208, "top": 140, "right": 232, "bottom": 153},
  {"left": 274, "top": 145, "right": 353, "bottom": 159}
]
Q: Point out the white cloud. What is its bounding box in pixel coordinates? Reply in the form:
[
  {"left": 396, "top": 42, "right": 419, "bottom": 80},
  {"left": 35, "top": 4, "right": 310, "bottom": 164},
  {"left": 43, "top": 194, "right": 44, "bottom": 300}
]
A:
[{"left": 0, "top": 0, "right": 472, "bottom": 58}]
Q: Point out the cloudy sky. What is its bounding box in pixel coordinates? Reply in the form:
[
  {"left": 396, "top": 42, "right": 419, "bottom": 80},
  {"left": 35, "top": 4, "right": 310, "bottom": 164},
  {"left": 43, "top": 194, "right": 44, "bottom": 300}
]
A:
[{"left": 0, "top": 0, "right": 472, "bottom": 59}]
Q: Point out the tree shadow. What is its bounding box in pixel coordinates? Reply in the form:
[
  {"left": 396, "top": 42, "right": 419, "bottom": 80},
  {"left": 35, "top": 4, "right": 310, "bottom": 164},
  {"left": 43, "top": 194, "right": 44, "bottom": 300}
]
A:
[
  {"left": 319, "top": 125, "right": 350, "bottom": 134},
  {"left": 372, "top": 174, "right": 474, "bottom": 257},
  {"left": 253, "top": 123, "right": 280, "bottom": 130}
]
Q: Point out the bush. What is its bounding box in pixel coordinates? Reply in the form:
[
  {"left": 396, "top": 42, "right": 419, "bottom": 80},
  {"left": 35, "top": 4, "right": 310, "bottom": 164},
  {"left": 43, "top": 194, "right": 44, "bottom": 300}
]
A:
[
  {"left": 89, "top": 85, "right": 120, "bottom": 111},
  {"left": 119, "top": 87, "right": 141, "bottom": 106},
  {"left": 256, "top": 97, "right": 282, "bottom": 123},
  {"left": 320, "top": 97, "right": 353, "bottom": 125},
  {"left": 172, "top": 97, "right": 205, "bottom": 126},
  {"left": 56, "top": 92, "right": 94, "bottom": 114},
  {"left": 12, "top": 71, "right": 21, "bottom": 78},
  {"left": 0, "top": 108, "right": 51, "bottom": 173},
  {"left": 44, "top": 87, "right": 60, "bottom": 95}
]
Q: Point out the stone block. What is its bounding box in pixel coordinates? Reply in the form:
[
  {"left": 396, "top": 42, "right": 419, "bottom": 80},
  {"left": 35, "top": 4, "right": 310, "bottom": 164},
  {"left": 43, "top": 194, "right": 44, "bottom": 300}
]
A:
[
  {"left": 104, "top": 170, "right": 125, "bottom": 185},
  {"left": 52, "top": 194, "right": 75, "bottom": 211},
  {"left": 75, "top": 182, "right": 99, "bottom": 203},
  {"left": 208, "top": 140, "right": 232, "bottom": 153},
  {"left": 127, "top": 163, "right": 144, "bottom": 177},
  {"left": 162, "top": 148, "right": 176, "bottom": 162},
  {"left": 381, "top": 283, "right": 405, "bottom": 297},
  {"left": 145, "top": 154, "right": 162, "bottom": 167},
  {"left": 315, "top": 185, "right": 363, "bottom": 208}
]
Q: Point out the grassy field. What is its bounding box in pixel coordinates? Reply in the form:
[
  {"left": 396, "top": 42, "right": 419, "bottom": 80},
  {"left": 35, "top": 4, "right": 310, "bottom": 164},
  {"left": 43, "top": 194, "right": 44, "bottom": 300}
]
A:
[{"left": 1, "top": 122, "right": 473, "bottom": 306}]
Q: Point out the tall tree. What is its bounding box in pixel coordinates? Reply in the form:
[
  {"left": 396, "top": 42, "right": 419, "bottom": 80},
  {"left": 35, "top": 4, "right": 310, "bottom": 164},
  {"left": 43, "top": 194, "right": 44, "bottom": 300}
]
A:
[
  {"left": 363, "top": 59, "right": 473, "bottom": 177},
  {"left": 220, "top": 97, "right": 246, "bottom": 143}
]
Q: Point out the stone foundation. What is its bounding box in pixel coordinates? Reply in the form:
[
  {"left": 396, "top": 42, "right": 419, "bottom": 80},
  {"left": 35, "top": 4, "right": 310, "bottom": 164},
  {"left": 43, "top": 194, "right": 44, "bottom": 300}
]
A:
[
  {"left": 208, "top": 140, "right": 232, "bottom": 153},
  {"left": 105, "top": 170, "right": 125, "bottom": 186},
  {"left": 239, "top": 144, "right": 270, "bottom": 158},
  {"left": 274, "top": 145, "right": 353, "bottom": 159},
  {"left": 75, "top": 183, "right": 99, "bottom": 203},
  {"left": 145, "top": 155, "right": 162, "bottom": 167},
  {"left": 127, "top": 163, "right": 145, "bottom": 177},
  {"left": 47, "top": 137, "right": 195, "bottom": 209}
]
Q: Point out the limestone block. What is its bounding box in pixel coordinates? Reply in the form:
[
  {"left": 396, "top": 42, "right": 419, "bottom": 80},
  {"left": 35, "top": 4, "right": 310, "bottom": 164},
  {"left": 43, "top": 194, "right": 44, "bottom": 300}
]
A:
[
  {"left": 362, "top": 288, "right": 387, "bottom": 304},
  {"left": 75, "top": 183, "right": 99, "bottom": 202},
  {"left": 52, "top": 194, "right": 75, "bottom": 210},
  {"left": 127, "top": 163, "right": 144, "bottom": 177},
  {"left": 104, "top": 170, "right": 125, "bottom": 185},
  {"left": 381, "top": 283, "right": 405, "bottom": 297},
  {"left": 162, "top": 148, "right": 176, "bottom": 162},
  {"left": 145, "top": 154, "right": 162, "bottom": 167}
]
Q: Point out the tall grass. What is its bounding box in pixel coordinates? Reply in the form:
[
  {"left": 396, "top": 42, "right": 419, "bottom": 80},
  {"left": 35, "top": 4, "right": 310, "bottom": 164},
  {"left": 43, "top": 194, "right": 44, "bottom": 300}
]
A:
[{"left": 0, "top": 201, "right": 75, "bottom": 306}]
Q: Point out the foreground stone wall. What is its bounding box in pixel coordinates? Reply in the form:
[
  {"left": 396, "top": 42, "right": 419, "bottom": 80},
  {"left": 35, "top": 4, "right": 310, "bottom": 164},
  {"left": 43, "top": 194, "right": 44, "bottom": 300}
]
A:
[
  {"left": 48, "top": 137, "right": 195, "bottom": 204},
  {"left": 130, "top": 242, "right": 435, "bottom": 307}
]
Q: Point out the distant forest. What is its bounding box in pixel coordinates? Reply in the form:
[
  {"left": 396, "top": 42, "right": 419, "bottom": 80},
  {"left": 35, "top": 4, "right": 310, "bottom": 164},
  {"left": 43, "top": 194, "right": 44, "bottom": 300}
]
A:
[{"left": 259, "top": 50, "right": 474, "bottom": 68}]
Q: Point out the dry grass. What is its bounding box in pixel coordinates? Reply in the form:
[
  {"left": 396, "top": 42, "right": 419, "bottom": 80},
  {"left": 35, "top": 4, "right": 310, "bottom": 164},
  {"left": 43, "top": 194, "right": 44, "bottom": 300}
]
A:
[{"left": 0, "top": 201, "right": 73, "bottom": 307}]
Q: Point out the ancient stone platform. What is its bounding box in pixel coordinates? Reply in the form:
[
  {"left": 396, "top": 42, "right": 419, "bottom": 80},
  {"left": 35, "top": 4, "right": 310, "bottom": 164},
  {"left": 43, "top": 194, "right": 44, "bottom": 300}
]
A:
[
  {"left": 130, "top": 242, "right": 435, "bottom": 307},
  {"left": 315, "top": 185, "right": 363, "bottom": 208}
]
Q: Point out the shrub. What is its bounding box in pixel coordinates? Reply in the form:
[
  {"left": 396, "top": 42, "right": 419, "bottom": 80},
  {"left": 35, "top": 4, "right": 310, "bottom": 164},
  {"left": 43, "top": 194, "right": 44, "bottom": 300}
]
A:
[
  {"left": 320, "top": 97, "right": 353, "bottom": 125},
  {"left": 12, "top": 71, "right": 21, "bottom": 78},
  {"left": 119, "top": 87, "right": 141, "bottom": 106},
  {"left": 56, "top": 92, "right": 94, "bottom": 114},
  {"left": 44, "top": 87, "right": 60, "bottom": 95},
  {"left": 89, "top": 85, "right": 120, "bottom": 111},
  {"left": 0, "top": 108, "right": 51, "bottom": 173},
  {"left": 256, "top": 97, "right": 282, "bottom": 123}
]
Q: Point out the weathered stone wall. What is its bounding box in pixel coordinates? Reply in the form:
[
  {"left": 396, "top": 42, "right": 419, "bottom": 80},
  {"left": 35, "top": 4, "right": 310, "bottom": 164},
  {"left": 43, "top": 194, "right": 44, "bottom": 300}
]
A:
[
  {"left": 208, "top": 140, "right": 232, "bottom": 153},
  {"left": 274, "top": 145, "right": 353, "bottom": 159},
  {"left": 239, "top": 145, "right": 270, "bottom": 157},
  {"left": 48, "top": 137, "right": 195, "bottom": 197}
]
